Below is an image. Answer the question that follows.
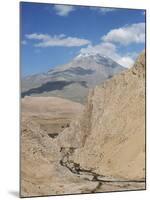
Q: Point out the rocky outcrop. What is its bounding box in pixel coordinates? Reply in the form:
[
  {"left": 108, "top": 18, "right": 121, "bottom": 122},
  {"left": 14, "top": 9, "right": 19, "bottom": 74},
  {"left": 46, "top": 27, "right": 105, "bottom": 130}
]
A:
[{"left": 58, "top": 51, "right": 145, "bottom": 181}]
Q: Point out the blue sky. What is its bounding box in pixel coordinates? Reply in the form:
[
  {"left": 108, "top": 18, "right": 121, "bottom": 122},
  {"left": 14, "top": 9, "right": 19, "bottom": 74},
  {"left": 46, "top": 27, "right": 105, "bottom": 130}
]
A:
[{"left": 20, "top": 2, "right": 145, "bottom": 76}]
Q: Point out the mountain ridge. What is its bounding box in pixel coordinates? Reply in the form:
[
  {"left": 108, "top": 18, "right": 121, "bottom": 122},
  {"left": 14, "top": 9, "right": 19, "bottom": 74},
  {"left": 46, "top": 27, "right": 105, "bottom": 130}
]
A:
[{"left": 22, "top": 53, "right": 125, "bottom": 103}]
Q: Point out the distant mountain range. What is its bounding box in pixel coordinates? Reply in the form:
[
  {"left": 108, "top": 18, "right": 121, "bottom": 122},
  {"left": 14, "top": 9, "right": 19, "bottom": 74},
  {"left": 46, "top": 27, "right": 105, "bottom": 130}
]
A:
[{"left": 22, "top": 52, "right": 125, "bottom": 103}]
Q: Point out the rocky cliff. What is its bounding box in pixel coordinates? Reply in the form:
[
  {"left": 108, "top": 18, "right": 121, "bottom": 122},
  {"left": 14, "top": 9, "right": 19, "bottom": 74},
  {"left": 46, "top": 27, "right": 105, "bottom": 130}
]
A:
[{"left": 58, "top": 51, "right": 145, "bottom": 181}]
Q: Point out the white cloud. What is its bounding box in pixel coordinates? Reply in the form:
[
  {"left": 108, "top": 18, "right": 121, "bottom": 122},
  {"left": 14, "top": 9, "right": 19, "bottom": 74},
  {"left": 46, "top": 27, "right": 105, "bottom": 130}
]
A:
[
  {"left": 117, "top": 56, "right": 134, "bottom": 67},
  {"left": 79, "top": 23, "right": 145, "bottom": 67},
  {"left": 26, "top": 33, "right": 91, "bottom": 47},
  {"left": 90, "top": 7, "right": 116, "bottom": 14},
  {"left": 99, "top": 8, "right": 116, "bottom": 14},
  {"left": 26, "top": 33, "right": 50, "bottom": 40},
  {"left": 80, "top": 42, "right": 134, "bottom": 68},
  {"left": 102, "top": 23, "right": 145, "bottom": 45},
  {"left": 54, "top": 5, "right": 75, "bottom": 16},
  {"left": 80, "top": 42, "right": 116, "bottom": 56},
  {"left": 25, "top": 22, "right": 145, "bottom": 68}
]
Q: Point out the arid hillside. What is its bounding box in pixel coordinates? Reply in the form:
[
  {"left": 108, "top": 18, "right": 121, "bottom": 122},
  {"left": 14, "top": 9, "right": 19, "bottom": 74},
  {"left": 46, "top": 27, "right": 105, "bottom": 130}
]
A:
[
  {"left": 59, "top": 51, "right": 145, "bottom": 181},
  {"left": 21, "top": 97, "right": 88, "bottom": 197},
  {"left": 22, "top": 96, "right": 84, "bottom": 117},
  {"left": 21, "top": 52, "right": 145, "bottom": 197},
  {"left": 21, "top": 96, "right": 84, "bottom": 137}
]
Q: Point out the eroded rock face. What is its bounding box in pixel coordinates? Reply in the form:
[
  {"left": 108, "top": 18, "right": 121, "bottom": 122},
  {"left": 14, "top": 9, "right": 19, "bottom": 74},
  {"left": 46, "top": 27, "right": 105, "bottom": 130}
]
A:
[{"left": 59, "top": 52, "right": 145, "bottom": 181}]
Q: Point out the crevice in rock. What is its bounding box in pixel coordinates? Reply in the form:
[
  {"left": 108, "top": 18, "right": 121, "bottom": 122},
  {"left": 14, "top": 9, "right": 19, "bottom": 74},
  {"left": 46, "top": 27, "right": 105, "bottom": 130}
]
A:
[
  {"left": 59, "top": 147, "right": 145, "bottom": 193},
  {"left": 48, "top": 133, "right": 59, "bottom": 138}
]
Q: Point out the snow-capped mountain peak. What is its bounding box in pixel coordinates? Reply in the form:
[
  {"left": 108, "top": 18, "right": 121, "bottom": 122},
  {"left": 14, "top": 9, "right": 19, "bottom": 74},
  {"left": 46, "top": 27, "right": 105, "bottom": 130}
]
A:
[
  {"left": 74, "top": 52, "right": 108, "bottom": 61},
  {"left": 22, "top": 51, "right": 125, "bottom": 103},
  {"left": 75, "top": 52, "right": 95, "bottom": 59}
]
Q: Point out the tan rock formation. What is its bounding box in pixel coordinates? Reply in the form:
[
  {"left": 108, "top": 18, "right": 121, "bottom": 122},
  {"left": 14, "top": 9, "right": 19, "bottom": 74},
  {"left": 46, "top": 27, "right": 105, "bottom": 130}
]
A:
[{"left": 59, "top": 51, "right": 145, "bottom": 181}]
